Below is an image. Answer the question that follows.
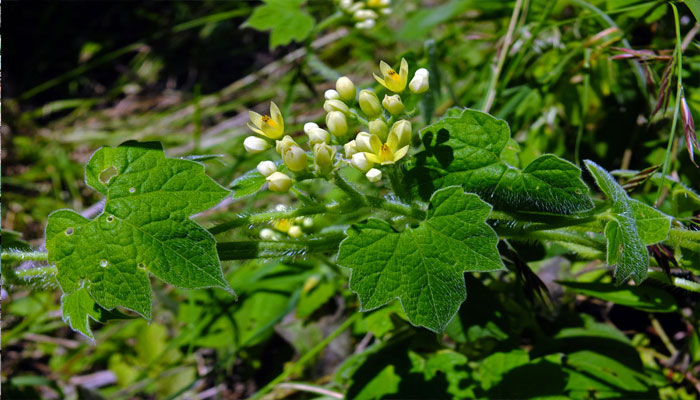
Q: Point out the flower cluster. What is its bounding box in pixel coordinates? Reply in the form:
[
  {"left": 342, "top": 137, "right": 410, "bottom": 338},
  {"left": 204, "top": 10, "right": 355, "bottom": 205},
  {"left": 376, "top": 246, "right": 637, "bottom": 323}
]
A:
[
  {"left": 260, "top": 207, "right": 314, "bottom": 240},
  {"left": 245, "top": 58, "right": 429, "bottom": 193},
  {"left": 338, "top": 0, "right": 391, "bottom": 30}
]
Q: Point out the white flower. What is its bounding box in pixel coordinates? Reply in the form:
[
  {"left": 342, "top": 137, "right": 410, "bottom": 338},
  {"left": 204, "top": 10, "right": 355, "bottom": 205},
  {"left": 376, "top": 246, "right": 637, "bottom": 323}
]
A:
[
  {"left": 324, "top": 89, "right": 340, "bottom": 100},
  {"left": 366, "top": 168, "right": 382, "bottom": 182},
  {"left": 409, "top": 68, "right": 430, "bottom": 94},
  {"left": 307, "top": 127, "right": 330, "bottom": 146},
  {"left": 243, "top": 136, "right": 270, "bottom": 154},
  {"left": 351, "top": 152, "right": 374, "bottom": 172},
  {"left": 256, "top": 161, "right": 277, "bottom": 177},
  {"left": 266, "top": 172, "right": 293, "bottom": 192},
  {"left": 283, "top": 145, "right": 307, "bottom": 171},
  {"left": 336, "top": 76, "right": 356, "bottom": 102},
  {"left": 303, "top": 122, "right": 319, "bottom": 134},
  {"left": 326, "top": 111, "right": 348, "bottom": 137},
  {"left": 382, "top": 94, "right": 405, "bottom": 115},
  {"left": 355, "top": 19, "right": 376, "bottom": 29}
]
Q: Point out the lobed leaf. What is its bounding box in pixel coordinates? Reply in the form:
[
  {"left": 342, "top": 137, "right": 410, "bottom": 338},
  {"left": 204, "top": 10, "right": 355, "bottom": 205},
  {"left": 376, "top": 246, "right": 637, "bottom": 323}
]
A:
[
  {"left": 337, "top": 186, "right": 504, "bottom": 332},
  {"left": 411, "top": 108, "right": 593, "bottom": 214},
  {"left": 46, "top": 141, "right": 232, "bottom": 338}
]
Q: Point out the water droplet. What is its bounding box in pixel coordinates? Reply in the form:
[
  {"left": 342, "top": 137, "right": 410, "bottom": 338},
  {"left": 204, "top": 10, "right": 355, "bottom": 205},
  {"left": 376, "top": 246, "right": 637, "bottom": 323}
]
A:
[
  {"left": 100, "top": 259, "right": 108, "bottom": 267},
  {"left": 129, "top": 187, "right": 136, "bottom": 193},
  {"left": 106, "top": 215, "right": 114, "bottom": 222},
  {"left": 65, "top": 227, "right": 74, "bottom": 235}
]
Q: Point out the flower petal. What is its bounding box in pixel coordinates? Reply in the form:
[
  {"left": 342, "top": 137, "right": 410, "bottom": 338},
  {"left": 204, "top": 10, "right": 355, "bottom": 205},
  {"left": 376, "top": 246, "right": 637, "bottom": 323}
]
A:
[
  {"left": 369, "top": 134, "right": 383, "bottom": 154},
  {"left": 269, "top": 101, "right": 284, "bottom": 130},
  {"left": 399, "top": 58, "right": 408, "bottom": 87},
  {"left": 247, "top": 121, "right": 265, "bottom": 136},
  {"left": 387, "top": 129, "right": 399, "bottom": 151},
  {"left": 373, "top": 73, "right": 388, "bottom": 89},
  {"left": 393, "top": 145, "right": 409, "bottom": 161},
  {"left": 249, "top": 111, "right": 263, "bottom": 128},
  {"left": 379, "top": 60, "right": 392, "bottom": 76},
  {"left": 364, "top": 152, "right": 381, "bottom": 164}
]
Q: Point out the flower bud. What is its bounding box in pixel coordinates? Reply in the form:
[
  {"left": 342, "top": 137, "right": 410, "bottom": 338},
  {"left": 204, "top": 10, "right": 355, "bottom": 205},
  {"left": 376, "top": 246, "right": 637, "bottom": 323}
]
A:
[
  {"left": 355, "top": 19, "right": 376, "bottom": 30},
  {"left": 256, "top": 160, "right": 277, "bottom": 177},
  {"left": 409, "top": 68, "right": 430, "bottom": 94},
  {"left": 288, "top": 225, "right": 303, "bottom": 239},
  {"left": 283, "top": 145, "right": 307, "bottom": 171},
  {"left": 380, "top": 7, "right": 392, "bottom": 15},
  {"left": 266, "top": 172, "right": 292, "bottom": 192},
  {"left": 326, "top": 111, "right": 348, "bottom": 137},
  {"left": 369, "top": 119, "right": 389, "bottom": 142},
  {"left": 336, "top": 76, "right": 356, "bottom": 102},
  {"left": 324, "top": 89, "right": 340, "bottom": 100},
  {"left": 351, "top": 152, "right": 374, "bottom": 172},
  {"left": 340, "top": 0, "right": 353, "bottom": 9},
  {"left": 324, "top": 99, "right": 350, "bottom": 115},
  {"left": 359, "top": 89, "right": 382, "bottom": 118},
  {"left": 366, "top": 168, "right": 382, "bottom": 182},
  {"left": 307, "top": 127, "right": 330, "bottom": 146},
  {"left": 303, "top": 122, "right": 319, "bottom": 134},
  {"left": 355, "top": 132, "right": 374, "bottom": 153},
  {"left": 275, "top": 135, "right": 297, "bottom": 155},
  {"left": 382, "top": 94, "right": 405, "bottom": 115},
  {"left": 390, "top": 120, "right": 412, "bottom": 148},
  {"left": 348, "top": 2, "right": 363, "bottom": 12},
  {"left": 354, "top": 9, "right": 378, "bottom": 20},
  {"left": 314, "top": 142, "right": 336, "bottom": 171},
  {"left": 344, "top": 140, "right": 358, "bottom": 157},
  {"left": 260, "top": 228, "right": 279, "bottom": 240},
  {"left": 244, "top": 136, "right": 270, "bottom": 154},
  {"left": 303, "top": 217, "right": 314, "bottom": 228}
]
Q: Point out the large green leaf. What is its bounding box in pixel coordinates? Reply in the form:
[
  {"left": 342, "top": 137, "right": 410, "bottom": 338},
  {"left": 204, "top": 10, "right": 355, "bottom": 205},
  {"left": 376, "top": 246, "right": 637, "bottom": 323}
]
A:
[
  {"left": 242, "top": 0, "right": 315, "bottom": 49},
  {"left": 46, "top": 141, "right": 232, "bottom": 339},
  {"left": 337, "top": 186, "right": 504, "bottom": 332},
  {"left": 411, "top": 108, "right": 593, "bottom": 214},
  {"left": 585, "top": 161, "right": 672, "bottom": 283},
  {"left": 558, "top": 281, "right": 677, "bottom": 313}
]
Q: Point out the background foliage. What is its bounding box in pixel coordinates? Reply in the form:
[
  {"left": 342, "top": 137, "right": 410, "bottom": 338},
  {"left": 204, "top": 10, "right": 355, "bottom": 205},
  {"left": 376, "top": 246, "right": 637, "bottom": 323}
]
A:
[{"left": 2, "top": 0, "right": 700, "bottom": 399}]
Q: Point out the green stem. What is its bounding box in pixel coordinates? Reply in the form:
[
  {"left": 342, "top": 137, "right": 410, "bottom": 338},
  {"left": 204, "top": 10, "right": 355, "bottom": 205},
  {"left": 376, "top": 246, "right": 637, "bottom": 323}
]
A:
[
  {"left": 387, "top": 165, "right": 410, "bottom": 204},
  {"left": 667, "top": 228, "right": 700, "bottom": 250},
  {"left": 2, "top": 251, "right": 49, "bottom": 263},
  {"left": 575, "top": 48, "right": 591, "bottom": 166},
  {"left": 208, "top": 204, "right": 340, "bottom": 235},
  {"left": 647, "top": 270, "right": 700, "bottom": 294},
  {"left": 482, "top": 0, "right": 524, "bottom": 112},
  {"left": 656, "top": 3, "right": 683, "bottom": 206},
  {"left": 497, "top": 227, "right": 606, "bottom": 252},
  {"left": 365, "top": 195, "right": 426, "bottom": 220},
  {"left": 249, "top": 313, "right": 360, "bottom": 400},
  {"left": 217, "top": 233, "right": 346, "bottom": 260},
  {"left": 332, "top": 169, "right": 368, "bottom": 206}
]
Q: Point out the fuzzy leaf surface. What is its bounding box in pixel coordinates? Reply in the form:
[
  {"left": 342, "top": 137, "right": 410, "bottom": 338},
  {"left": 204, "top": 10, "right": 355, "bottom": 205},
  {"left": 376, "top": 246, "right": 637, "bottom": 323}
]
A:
[
  {"left": 46, "top": 141, "right": 232, "bottom": 338},
  {"left": 585, "top": 160, "right": 672, "bottom": 283},
  {"left": 337, "top": 186, "right": 504, "bottom": 332},
  {"left": 411, "top": 108, "right": 593, "bottom": 214}
]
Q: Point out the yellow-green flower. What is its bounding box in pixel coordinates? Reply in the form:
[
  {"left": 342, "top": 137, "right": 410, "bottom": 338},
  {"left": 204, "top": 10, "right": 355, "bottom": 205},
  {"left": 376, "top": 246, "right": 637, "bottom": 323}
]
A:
[
  {"left": 373, "top": 58, "right": 408, "bottom": 93},
  {"left": 362, "top": 131, "right": 409, "bottom": 165},
  {"left": 248, "top": 102, "right": 285, "bottom": 139}
]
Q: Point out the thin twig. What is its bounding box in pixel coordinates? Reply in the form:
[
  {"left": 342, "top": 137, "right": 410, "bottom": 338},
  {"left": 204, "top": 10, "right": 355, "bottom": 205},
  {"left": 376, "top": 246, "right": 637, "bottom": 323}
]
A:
[
  {"left": 277, "top": 382, "right": 344, "bottom": 399},
  {"left": 483, "top": 0, "right": 524, "bottom": 113}
]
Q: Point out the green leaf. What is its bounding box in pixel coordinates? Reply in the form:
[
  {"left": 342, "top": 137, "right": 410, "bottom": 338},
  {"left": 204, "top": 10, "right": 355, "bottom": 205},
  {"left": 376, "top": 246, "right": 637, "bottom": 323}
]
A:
[
  {"left": 684, "top": 0, "right": 700, "bottom": 24},
  {"left": 242, "top": 0, "right": 315, "bottom": 49},
  {"left": 585, "top": 160, "right": 672, "bottom": 283},
  {"left": 353, "top": 365, "right": 401, "bottom": 400},
  {"left": 558, "top": 281, "right": 677, "bottom": 313},
  {"left": 337, "top": 186, "right": 504, "bottom": 332},
  {"left": 61, "top": 288, "right": 134, "bottom": 339},
  {"left": 412, "top": 108, "right": 593, "bottom": 214},
  {"left": 230, "top": 168, "right": 266, "bottom": 198},
  {"left": 46, "top": 141, "right": 232, "bottom": 338}
]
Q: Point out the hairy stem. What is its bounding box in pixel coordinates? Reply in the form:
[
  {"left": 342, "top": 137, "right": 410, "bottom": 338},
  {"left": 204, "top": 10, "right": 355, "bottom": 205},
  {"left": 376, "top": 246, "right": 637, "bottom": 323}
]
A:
[
  {"left": 2, "top": 251, "right": 49, "bottom": 263},
  {"left": 217, "top": 233, "right": 346, "bottom": 260}
]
